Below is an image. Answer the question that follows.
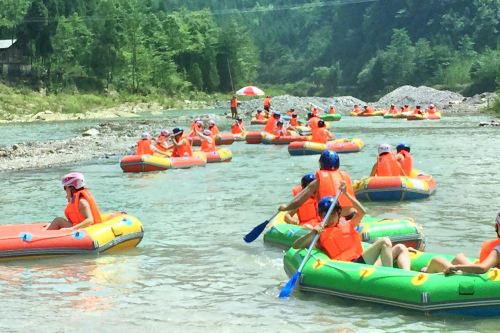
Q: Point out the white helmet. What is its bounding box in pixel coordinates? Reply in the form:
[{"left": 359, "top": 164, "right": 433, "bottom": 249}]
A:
[
  {"left": 62, "top": 172, "right": 85, "bottom": 190},
  {"left": 208, "top": 119, "right": 215, "bottom": 125},
  {"left": 378, "top": 143, "right": 392, "bottom": 155},
  {"left": 160, "top": 129, "right": 170, "bottom": 137},
  {"left": 141, "top": 132, "right": 151, "bottom": 139},
  {"left": 429, "top": 104, "right": 435, "bottom": 108}
]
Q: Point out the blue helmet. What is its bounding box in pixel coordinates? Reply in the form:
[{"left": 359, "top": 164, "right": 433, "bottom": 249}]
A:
[
  {"left": 319, "top": 150, "right": 340, "bottom": 170},
  {"left": 396, "top": 143, "right": 410, "bottom": 153},
  {"left": 318, "top": 196, "right": 341, "bottom": 215},
  {"left": 301, "top": 173, "right": 316, "bottom": 188}
]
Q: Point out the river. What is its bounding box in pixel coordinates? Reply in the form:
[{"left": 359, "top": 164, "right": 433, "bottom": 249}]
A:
[{"left": 0, "top": 112, "right": 499, "bottom": 332}]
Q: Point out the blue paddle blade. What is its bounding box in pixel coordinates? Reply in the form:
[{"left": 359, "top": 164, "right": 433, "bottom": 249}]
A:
[
  {"left": 279, "top": 271, "right": 300, "bottom": 298},
  {"left": 243, "top": 220, "right": 269, "bottom": 243}
]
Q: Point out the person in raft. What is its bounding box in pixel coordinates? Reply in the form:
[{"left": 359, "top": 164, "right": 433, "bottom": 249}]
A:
[
  {"left": 196, "top": 128, "right": 217, "bottom": 153},
  {"left": 154, "top": 129, "right": 173, "bottom": 156},
  {"left": 313, "top": 188, "right": 411, "bottom": 270},
  {"left": 136, "top": 132, "right": 156, "bottom": 155},
  {"left": 273, "top": 120, "right": 289, "bottom": 137},
  {"left": 370, "top": 143, "right": 406, "bottom": 177},
  {"left": 171, "top": 127, "right": 193, "bottom": 157},
  {"left": 255, "top": 109, "right": 266, "bottom": 120},
  {"left": 395, "top": 143, "right": 413, "bottom": 176},
  {"left": 352, "top": 104, "right": 361, "bottom": 115},
  {"left": 208, "top": 119, "right": 220, "bottom": 135},
  {"left": 311, "top": 120, "right": 335, "bottom": 144},
  {"left": 264, "top": 111, "right": 281, "bottom": 134},
  {"left": 411, "top": 105, "right": 424, "bottom": 115},
  {"left": 423, "top": 212, "right": 500, "bottom": 274},
  {"left": 46, "top": 172, "right": 101, "bottom": 230},
  {"left": 284, "top": 173, "right": 321, "bottom": 229},
  {"left": 279, "top": 151, "right": 355, "bottom": 213},
  {"left": 231, "top": 118, "right": 245, "bottom": 134}
]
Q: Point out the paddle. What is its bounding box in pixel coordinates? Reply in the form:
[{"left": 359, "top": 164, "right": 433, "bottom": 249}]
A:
[
  {"left": 279, "top": 190, "right": 341, "bottom": 298},
  {"left": 243, "top": 211, "right": 280, "bottom": 243}
]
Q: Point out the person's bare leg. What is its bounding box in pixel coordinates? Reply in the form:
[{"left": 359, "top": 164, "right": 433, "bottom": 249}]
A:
[
  {"left": 452, "top": 252, "right": 472, "bottom": 265},
  {"left": 46, "top": 217, "right": 72, "bottom": 230},
  {"left": 424, "top": 257, "right": 452, "bottom": 273},
  {"left": 362, "top": 237, "right": 392, "bottom": 267},
  {"left": 392, "top": 244, "right": 411, "bottom": 270}
]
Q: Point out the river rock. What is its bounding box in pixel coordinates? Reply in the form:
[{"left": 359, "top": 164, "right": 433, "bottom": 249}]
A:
[{"left": 82, "top": 128, "right": 100, "bottom": 137}]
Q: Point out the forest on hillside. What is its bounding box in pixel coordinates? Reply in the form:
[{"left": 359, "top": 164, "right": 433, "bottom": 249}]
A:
[{"left": 0, "top": 0, "right": 498, "bottom": 99}]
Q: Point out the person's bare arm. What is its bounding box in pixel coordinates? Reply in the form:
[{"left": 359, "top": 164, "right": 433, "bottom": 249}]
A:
[{"left": 279, "top": 181, "right": 318, "bottom": 212}]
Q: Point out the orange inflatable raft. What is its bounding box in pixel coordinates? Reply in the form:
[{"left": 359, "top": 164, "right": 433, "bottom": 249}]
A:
[
  {"left": 354, "top": 171, "right": 437, "bottom": 201},
  {"left": 245, "top": 131, "right": 263, "bottom": 144},
  {"left": 250, "top": 117, "right": 268, "bottom": 125},
  {"left": 288, "top": 138, "right": 365, "bottom": 155},
  {"left": 261, "top": 132, "right": 310, "bottom": 145},
  {"left": 0, "top": 212, "right": 143, "bottom": 260},
  {"left": 194, "top": 148, "right": 232, "bottom": 163},
  {"left": 190, "top": 133, "right": 235, "bottom": 146},
  {"left": 120, "top": 154, "right": 206, "bottom": 172}
]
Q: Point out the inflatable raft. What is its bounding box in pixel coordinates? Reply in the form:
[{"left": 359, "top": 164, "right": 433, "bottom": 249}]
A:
[
  {"left": 194, "top": 148, "right": 232, "bottom": 163},
  {"left": 383, "top": 113, "right": 408, "bottom": 119},
  {"left": 261, "top": 132, "right": 310, "bottom": 145},
  {"left": 264, "top": 212, "right": 425, "bottom": 250},
  {"left": 351, "top": 111, "right": 384, "bottom": 117},
  {"left": 120, "top": 154, "right": 206, "bottom": 172},
  {"left": 283, "top": 247, "right": 500, "bottom": 316},
  {"left": 250, "top": 118, "right": 268, "bottom": 125},
  {"left": 0, "top": 212, "right": 143, "bottom": 260},
  {"left": 354, "top": 172, "right": 437, "bottom": 201},
  {"left": 190, "top": 133, "right": 235, "bottom": 146},
  {"left": 319, "top": 114, "right": 342, "bottom": 122},
  {"left": 407, "top": 112, "right": 442, "bottom": 121},
  {"left": 288, "top": 138, "right": 365, "bottom": 155}
]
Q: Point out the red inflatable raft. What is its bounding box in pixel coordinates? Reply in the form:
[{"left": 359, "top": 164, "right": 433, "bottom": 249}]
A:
[{"left": 120, "top": 154, "right": 206, "bottom": 172}]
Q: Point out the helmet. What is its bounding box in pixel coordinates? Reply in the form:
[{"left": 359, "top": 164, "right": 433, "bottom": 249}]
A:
[
  {"left": 273, "top": 112, "right": 281, "bottom": 118},
  {"left": 318, "top": 196, "right": 341, "bottom": 215},
  {"left": 429, "top": 104, "right": 435, "bottom": 108},
  {"left": 257, "top": 109, "right": 263, "bottom": 113},
  {"left": 307, "top": 112, "right": 313, "bottom": 119},
  {"left": 160, "top": 129, "right": 170, "bottom": 137},
  {"left": 62, "top": 172, "right": 85, "bottom": 190},
  {"left": 203, "top": 129, "right": 212, "bottom": 136},
  {"left": 237, "top": 117, "right": 242, "bottom": 122},
  {"left": 319, "top": 150, "right": 340, "bottom": 170},
  {"left": 277, "top": 120, "right": 284, "bottom": 126},
  {"left": 396, "top": 143, "right": 410, "bottom": 153},
  {"left": 292, "top": 113, "right": 298, "bottom": 118},
  {"left": 141, "top": 132, "right": 151, "bottom": 139},
  {"left": 172, "top": 127, "right": 184, "bottom": 136},
  {"left": 318, "top": 120, "right": 325, "bottom": 127},
  {"left": 195, "top": 120, "right": 203, "bottom": 126},
  {"left": 208, "top": 119, "right": 215, "bottom": 125},
  {"left": 378, "top": 143, "right": 392, "bottom": 155},
  {"left": 301, "top": 173, "right": 316, "bottom": 188}
]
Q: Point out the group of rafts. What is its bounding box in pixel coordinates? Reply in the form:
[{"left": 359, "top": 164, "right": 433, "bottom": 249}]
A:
[
  {"left": 247, "top": 107, "right": 500, "bottom": 316},
  {"left": 351, "top": 104, "right": 442, "bottom": 120}
]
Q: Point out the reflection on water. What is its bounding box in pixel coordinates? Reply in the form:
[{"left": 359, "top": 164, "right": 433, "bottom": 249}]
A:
[{"left": 0, "top": 114, "right": 500, "bottom": 331}]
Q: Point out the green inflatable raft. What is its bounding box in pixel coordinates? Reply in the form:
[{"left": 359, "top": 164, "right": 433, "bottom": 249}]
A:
[
  {"left": 283, "top": 247, "right": 500, "bottom": 316},
  {"left": 264, "top": 212, "right": 425, "bottom": 250},
  {"left": 319, "top": 113, "right": 342, "bottom": 122}
]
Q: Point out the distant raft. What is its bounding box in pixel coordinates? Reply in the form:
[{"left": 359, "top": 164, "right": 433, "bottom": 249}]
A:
[
  {"left": 353, "top": 171, "right": 437, "bottom": 201},
  {"left": 120, "top": 154, "right": 206, "bottom": 172},
  {"left": 0, "top": 212, "right": 143, "bottom": 260},
  {"left": 263, "top": 212, "right": 425, "bottom": 250},
  {"left": 383, "top": 113, "right": 408, "bottom": 119},
  {"left": 194, "top": 148, "right": 232, "bottom": 163},
  {"left": 351, "top": 111, "right": 384, "bottom": 117},
  {"left": 407, "top": 112, "right": 442, "bottom": 121},
  {"left": 319, "top": 113, "right": 342, "bottom": 121},
  {"left": 261, "top": 132, "right": 310, "bottom": 145},
  {"left": 288, "top": 138, "right": 365, "bottom": 155},
  {"left": 190, "top": 133, "right": 235, "bottom": 146},
  {"left": 283, "top": 246, "right": 500, "bottom": 316},
  {"left": 250, "top": 117, "right": 268, "bottom": 125}
]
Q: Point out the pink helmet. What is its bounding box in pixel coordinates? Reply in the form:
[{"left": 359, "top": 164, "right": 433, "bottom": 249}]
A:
[
  {"left": 208, "top": 119, "right": 215, "bottom": 125},
  {"left": 160, "top": 129, "right": 170, "bottom": 137},
  {"left": 203, "top": 129, "right": 212, "bottom": 136},
  {"left": 62, "top": 172, "right": 85, "bottom": 190}
]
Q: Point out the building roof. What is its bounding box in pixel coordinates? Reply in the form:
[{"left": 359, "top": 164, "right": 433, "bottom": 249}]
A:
[{"left": 0, "top": 39, "right": 17, "bottom": 50}]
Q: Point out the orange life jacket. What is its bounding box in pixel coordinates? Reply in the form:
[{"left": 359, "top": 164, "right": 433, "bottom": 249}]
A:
[
  {"left": 292, "top": 185, "right": 320, "bottom": 226},
  {"left": 311, "top": 127, "right": 330, "bottom": 144},
  {"left": 64, "top": 189, "right": 102, "bottom": 226},
  {"left": 352, "top": 106, "right": 361, "bottom": 114},
  {"left": 315, "top": 169, "right": 354, "bottom": 208},
  {"left": 172, "top": 138, "right": 193, "bottom": 157},
  {"left": 412, "top": 108, "right": 423, "bottom": 115},
  {"left": 364, "top": 106, "right": 375, "bottom": 114},
  {"left": 388, "top": 106, "right": 398, "bottom": 114},
  {"left": 210, "top": 125, "right": 220, "bottom": 135},
  {"left": 256, "top": 113, "right": 265, "bottom": 120},
  {"left": 155, "top": 135, "right": 168, "bottom": 152},
  {"left": 200, "top": 136, "right": 216, "bottom": 152},
  {"left": 399, "top": 150, "right": 413, "bottom": 176},
  {"left": 403, "top": 106, "right": 409, "bottom": 113},
  {"left": 273, "top": 127, "right": 286, "bottom": 137},
  {"left": 264, "top": 97, "right": 271, "bottom": 108},
  {"left": 479, "top": 239, "right": 500, "bottom": 267},
  {"left": 264, "top": 118, "right": 277, "bottom": 133},
  {"left": 376, "top": 153, "right": 404, "bottom": 176},
  {"left": 231, "top": 123, "right": 243, "bottom": 134},
  {"left": 136, "top": 139, "right": 154, "bottom": 155},
  {"left": 329, "top": 106, "right": 336, "bottom": 114},
  {"left": 319, "top": 219, "right": 363, "bottom": 261},
  {"left": 427, "top": 107, "right": 437, "bottom": 115},
  {"left": 230, "top": 98, "right": 238, "bottom": 108},
  {"left": 290, "top": 117, "right": 298, "bottom": 126},
  {"left": 308, "top": 117, "right": 320, "bottom": 130}
]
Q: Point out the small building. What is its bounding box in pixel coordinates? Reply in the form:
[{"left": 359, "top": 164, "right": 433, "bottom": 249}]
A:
[{"left": 0, "top": 39, "right": 31, "bottom": 77}]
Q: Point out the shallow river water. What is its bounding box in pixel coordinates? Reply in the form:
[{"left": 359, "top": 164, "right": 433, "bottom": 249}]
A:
[{"left": 0, "top": 112, "right": 499, "bottom": 332}]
